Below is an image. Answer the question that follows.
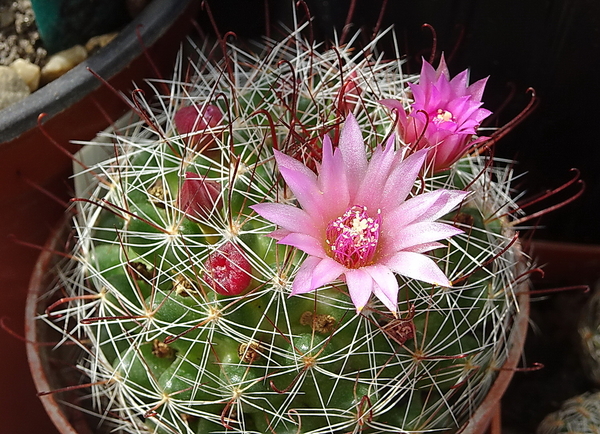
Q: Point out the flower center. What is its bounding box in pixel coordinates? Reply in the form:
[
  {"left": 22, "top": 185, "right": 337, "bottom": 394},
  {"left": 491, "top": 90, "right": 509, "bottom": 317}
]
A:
[
  {"left": 433, "top": 108, "right": 455, "bottom": 124},
  {"left": 326, "top": 205, "right": 381, "bottom": 268}
]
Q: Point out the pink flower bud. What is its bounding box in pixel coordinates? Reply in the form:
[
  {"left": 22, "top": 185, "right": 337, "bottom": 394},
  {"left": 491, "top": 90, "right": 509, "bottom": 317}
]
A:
[
  {"left": 380, "top": 55, "right": 491, "bottom": 173},
  {"left": 204, "top": 242, "right": 252, "bottom": 296},
  {"left": 174, "top": 104, "right": 223, "bottom": 151},
  {"left": 179, "top": 172, "right": 222, "bottom": 219}
]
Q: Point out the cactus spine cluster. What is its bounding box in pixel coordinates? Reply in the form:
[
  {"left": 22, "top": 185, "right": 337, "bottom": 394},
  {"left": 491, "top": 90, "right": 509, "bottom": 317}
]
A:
[{"left": 38, "top": 16, "right": 527, "bottom": 434}]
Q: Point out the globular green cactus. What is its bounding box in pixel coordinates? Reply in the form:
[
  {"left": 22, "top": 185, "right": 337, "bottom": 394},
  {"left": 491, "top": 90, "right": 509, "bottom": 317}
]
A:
[
  {"left": 579, "top": 284, "right": 600, "bottom": 386},
  {"left": 38, "top": 14, "right": 528, "bottom": 434},
  {"left": 537, "top": 392, "right": 600, "bottom": 434}
]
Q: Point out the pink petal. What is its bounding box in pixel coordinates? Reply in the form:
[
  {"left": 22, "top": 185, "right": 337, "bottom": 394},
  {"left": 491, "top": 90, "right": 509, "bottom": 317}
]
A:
[
  {"left": 273, "top": 149, "right": 325, "bottom": 219},
  {"left": 318, "top": 134, "right": 350, "bottom": 219},
  {"left": 405, "top": 242, "right": 445, "bottom": 254},
  {"left": 268, "top": 228, "right": 291, "bottom": 240},
  {"left": 339, "top": 114, "right": 368, "bottom": 196},
  {"left": 420, "top": 57, "right": 439, "bottom": 84},
  {"left": 467, "top": 77, "right": 489, "bottom": 101},
  {"left": 384, "top": 189, "right": 468, "bottom": 230},
  {"left": 380, "top": 149, "right": 428, "bottom": 210},
  {"left": 311, "top": 257, "right": 347, "bottom": 290},
  {"left": 250, "top": 202, "right": 319, "bottom": 237},
  {"left": 449, "top": 70, "right": 469, "bottom": 95},
  {"left": 435, "top": 55, "right": 451, "bottom": 80},
  {"left": 291, "top": 256, "right": 323, "bottom": 295},
  {"left": 383, "top": 251, "right": 452, "bottom": 287},
  {"left": 384, "top": 221, "right": 463, "bottom": 254},
  {"left": 379, "top": 99, "right": 406, "bottom": 113},
  {"left": 278, "top": 232, "right": 326, "bottom": 258},
  {"left": 344, "top": 268, "right": 374, "bottom": 313},
  {"left": 355, "top": 135, "right": 397, "bottom": 208},
  {"left": 363, "top": 264, "right": 399, "bottom": 313}
]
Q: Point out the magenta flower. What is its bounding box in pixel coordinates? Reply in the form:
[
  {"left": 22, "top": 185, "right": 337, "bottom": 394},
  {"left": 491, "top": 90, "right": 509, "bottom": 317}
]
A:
[
  {"left": 251, "top": 114, "right": 468, "bottom": 314},
  {"left": 380, "top": 55, "right": 491, "bottom": 173}
]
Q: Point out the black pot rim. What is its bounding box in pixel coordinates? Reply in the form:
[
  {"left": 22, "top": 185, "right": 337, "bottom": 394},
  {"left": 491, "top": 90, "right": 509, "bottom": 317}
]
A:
[{"left": 0, "top": 0, "right": 194, "bottom": 144}]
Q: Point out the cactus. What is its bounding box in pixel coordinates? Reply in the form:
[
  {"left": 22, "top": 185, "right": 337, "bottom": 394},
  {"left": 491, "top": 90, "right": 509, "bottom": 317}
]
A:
[
  {"left": 37, "top": 12, "right": 528, "bottom": 434},
  {"left": 579, "top": 284, "right": 600, "bottom": 386},
  {"left": 537, "top": 392, "right": 600, "bottom": 434}
]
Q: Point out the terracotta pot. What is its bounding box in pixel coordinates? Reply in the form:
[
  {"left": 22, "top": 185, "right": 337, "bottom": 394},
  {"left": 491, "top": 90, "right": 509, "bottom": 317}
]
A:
[
  {"left": 462, "top": 268, "right": 530, "bottom": 434},
  {"left": 0, "top": 1, "right": 198, "bottom": 432},
  {"left": 26, "top": 221, "right": 531, "bottom": 434}
]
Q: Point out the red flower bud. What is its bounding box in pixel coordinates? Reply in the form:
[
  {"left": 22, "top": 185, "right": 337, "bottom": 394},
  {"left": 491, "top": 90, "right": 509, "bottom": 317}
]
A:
[
  {"left": 336, "top": 71, "right": 362, "bottom": 115},
  {"left": 204, "top": 242, "right": 252, "bottom": 296},
  {"left": 179, "top": 172, "right": 222, "bottom": 219},
  {"left": 174, "top": 104, "right": 223, "bottom": 151}
]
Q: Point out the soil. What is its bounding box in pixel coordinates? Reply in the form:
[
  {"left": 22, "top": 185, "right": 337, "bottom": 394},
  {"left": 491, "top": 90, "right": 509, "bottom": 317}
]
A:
[{"left": 0, "top": 0, "right": 47, "bottom": 66}]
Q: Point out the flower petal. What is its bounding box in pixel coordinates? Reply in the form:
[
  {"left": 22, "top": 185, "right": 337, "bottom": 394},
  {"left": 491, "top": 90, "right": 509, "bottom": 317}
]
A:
[
  {"left": 384, "top": 189, "right": 468, "bottom": 231},
  {"left": 339, "top": 113, "right": 368, "bottom": 196},
  {"left": 404, "top": 242, "right": 446, "bottom": 254},
  {"left": 273, "top": 149, "right": 325, "bottom": 219},
  {"left": 384, "top": 221, "right": 463, "bottom": 254},
  {"left": 355, "top": 134, "right": 397, "bottom": 209},
  {"left": 380, "top": 149, "right": 428, "bottom": 210},
  {"left": 383, "top": 251, "right": 452, "bottom": 287},
  {"left": 311, "top": 257, "right": 347, "bottom": 289},
  {"left": 290, "top": 256, "right": 323, "bottom": 295},
  {"left": 251, "top": 202, "right": 319, "bottom": 237},
  {"left": 363, "top": 264, "right": 399, "bottom": 313},
  {"left": 318, "top": 134, "right": 350, "bottom": 219},
  {"left": 345, "top": 268, "right": 374, "bottom": 313},
  {"left": 278, "top": 232, "right": 326, "bottom": 258}
]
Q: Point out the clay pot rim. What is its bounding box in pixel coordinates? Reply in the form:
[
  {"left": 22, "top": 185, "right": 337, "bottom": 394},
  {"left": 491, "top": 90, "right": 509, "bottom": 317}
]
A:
[
  {"left": 461, "top": 244, "right": 531, "bottom": 434},
  {"left": 0, "top": 0, "right": 193, "bottom": 144},
  {"left": 25, "top": 222, "right": 83, "bottom": 434}
]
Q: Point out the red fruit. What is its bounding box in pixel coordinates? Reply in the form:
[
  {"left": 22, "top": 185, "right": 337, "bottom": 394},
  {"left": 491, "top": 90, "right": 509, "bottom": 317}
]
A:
[{"left": 204, "top": 242, "right": 252, "bottom": 296}]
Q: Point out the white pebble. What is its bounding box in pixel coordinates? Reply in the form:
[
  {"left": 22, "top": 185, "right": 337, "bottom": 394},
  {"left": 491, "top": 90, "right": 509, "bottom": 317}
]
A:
[
  {"left": 9, "top": 58, "right": 41, "bottom": 92},
  {"left": 0, "top": 65, "right": 30, "bottom": 110},
  {"left": 41, "top": 45, "right": 88, "bottom": 83},
  {"left": 85, "top": 32, "right": 118, "bottom": 53}
]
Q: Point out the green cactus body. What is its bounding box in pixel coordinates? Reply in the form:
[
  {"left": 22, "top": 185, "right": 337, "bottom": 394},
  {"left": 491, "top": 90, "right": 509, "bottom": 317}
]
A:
[
  {"left": 537, "top": 391, "right": 600, "bottom": 434},
  {"left": 39, "top": 20, "right": 527, "bottom": 434}
]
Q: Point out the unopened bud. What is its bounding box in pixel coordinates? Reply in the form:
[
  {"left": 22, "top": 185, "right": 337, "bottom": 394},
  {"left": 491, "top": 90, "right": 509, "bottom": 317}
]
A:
[
  {"left": 336, "top": 71, "right": 362, "bottom": 115},
  {"left": 179, "top": 172, "right": 222, "bottom": 219},
  {"left": 174, "top": 104, "right": 223, "bottom": 151}
]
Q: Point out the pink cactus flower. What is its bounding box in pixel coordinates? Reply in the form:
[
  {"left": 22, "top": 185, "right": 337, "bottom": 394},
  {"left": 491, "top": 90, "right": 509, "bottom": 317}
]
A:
[
  {"left": 251, "top": 114, "right": 468, "bottom": 314},
  {"left": 380, "top": 56, "right": 491, "bottom": 173}
]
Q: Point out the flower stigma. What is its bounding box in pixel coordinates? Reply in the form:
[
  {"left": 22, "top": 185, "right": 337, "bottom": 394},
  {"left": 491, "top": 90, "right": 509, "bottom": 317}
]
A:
[
  {"left": 434, "top": 108, "right": 454, "bottom": 124},
  {"left": 326, "top": 205, "right": 381, "bottom": 268}
]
